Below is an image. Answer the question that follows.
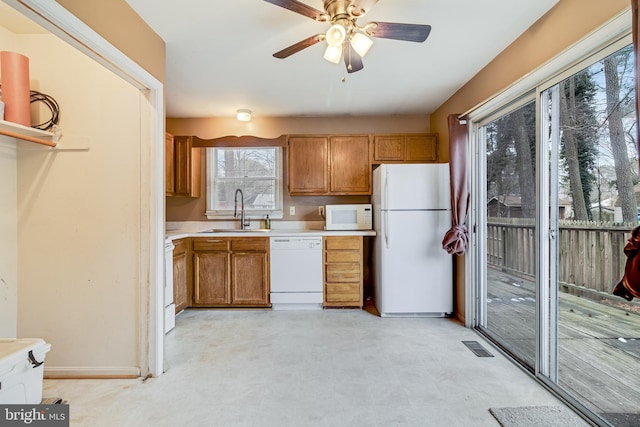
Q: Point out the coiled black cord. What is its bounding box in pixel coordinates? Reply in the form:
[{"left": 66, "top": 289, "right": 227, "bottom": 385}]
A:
[{"left": 30, "top": 90, "right": 59, "bottom": 131}]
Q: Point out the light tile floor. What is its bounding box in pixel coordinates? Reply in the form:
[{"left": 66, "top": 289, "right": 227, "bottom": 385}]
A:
[{"left": 43, "top": 308, "right": 583, "bottom": 426}]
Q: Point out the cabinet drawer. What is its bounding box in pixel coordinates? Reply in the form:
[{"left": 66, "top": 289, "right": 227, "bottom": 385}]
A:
[
  {"left": 230, "top": 238, "right": 268, "bottom": 252},
  {"left": 325, "top": 283, "right": 360, "bottom": 302},
  {"left": 325, "top": 236, "right": 361, "bottom": 250},
  {"left": 325, "top": 250, "right": 360, "bottom": 263},
  {"left": 193, "top": 238, "right": 229, "bottom": 251},
  {"left": 173, "top": 238, "right": 187, "bottom": 255},
  {"left": 325, "top": 263, "right": 360, "bottom": 282}
]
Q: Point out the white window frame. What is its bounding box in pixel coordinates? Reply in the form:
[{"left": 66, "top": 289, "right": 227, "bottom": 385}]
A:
[{"left": 205, "top": 147, "right": 284, "bottom": 219}]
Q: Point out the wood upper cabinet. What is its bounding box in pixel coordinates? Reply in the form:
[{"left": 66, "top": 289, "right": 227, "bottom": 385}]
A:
[
  {"left": 165, "top": 133, "right": 175, "bottom": 194},
  {"left": 373, "top": 135, "right": 404, "bottom": 161},
  {"left": 323, "top": 236, "right": 364, "bottom": 308},
  {"left": 166, "top": 133, "right": 201, "bottom": 197},
  {"left": 329, "top": 136, "right": 371, "bottom": 194},
  {"left": 373, "top": 133, "right": 438, "bottom": 163},
  {"left": 288, "top": 135, "right": 370, "bottom": 195},
  {"left": 192, "top": 237, "right": 270, "bottom": 307},
  {"left": 172, "top": 238, "right": 189, "bottom": 314},
  {"left": 288, "top": 136, "right": 329, "bottom": 194}
]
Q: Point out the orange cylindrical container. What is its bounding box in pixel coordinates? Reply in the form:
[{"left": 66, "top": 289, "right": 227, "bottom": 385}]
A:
[{"left": 0, "top": 51, "right": 31, "bottom": 126}]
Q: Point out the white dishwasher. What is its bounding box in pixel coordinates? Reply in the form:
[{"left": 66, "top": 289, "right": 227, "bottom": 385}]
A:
[{"left": 270, "top": 237, "right": 323, "bottom": 310}]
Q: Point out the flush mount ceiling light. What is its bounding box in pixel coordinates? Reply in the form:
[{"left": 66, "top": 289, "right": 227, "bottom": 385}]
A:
[
  {"left": 265, "top": 0, "right": 431, "bottom": 74},
  {"left": 236, "top": 109, "right": 252, "bottom": 122}
]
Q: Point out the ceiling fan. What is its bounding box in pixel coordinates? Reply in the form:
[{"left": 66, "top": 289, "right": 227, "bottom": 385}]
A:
[{"left": 264, "top": 0, "right": 431, "bottom": 73}]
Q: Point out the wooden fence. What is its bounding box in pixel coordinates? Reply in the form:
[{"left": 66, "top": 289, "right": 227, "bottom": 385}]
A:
[{"left": 487, "top": 219, "right": 634, "bottom": 294}]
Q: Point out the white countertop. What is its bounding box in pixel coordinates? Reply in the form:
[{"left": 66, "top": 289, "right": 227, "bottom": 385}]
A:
[{"left": 165, "top": 221, "right": 375, "bottom": 242}]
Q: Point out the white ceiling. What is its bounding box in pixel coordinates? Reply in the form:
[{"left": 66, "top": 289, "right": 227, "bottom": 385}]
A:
[{"left": 1, "top": 1, "right": 560, "bottom": 119}]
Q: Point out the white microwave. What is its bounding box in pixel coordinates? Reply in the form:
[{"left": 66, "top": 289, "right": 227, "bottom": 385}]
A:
[{"left": 324, "top": 204, "right": 373, "bottom": 231}]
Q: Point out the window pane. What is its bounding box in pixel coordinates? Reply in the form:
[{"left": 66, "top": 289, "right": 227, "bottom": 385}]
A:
[
  {"left": 214, "top": 179, "right": 277, "bottom": 211},
  {"left": 216, "top": 148, "right": 276, "bottom": 178},
  {"left": 482, "top": 99, "right": 538, "bottom": 370}
]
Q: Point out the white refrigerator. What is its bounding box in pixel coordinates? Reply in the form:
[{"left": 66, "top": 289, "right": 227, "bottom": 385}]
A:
[{"left": 372, "top": 163, "right": 453, "bottom": 317}]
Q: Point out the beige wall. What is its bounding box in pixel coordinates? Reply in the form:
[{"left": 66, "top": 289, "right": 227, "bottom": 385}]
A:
[
  {"left": 166, "top": 115, "right": 431, "bottom": 222},
  {"left": 0, "top": 137, "right": 18, "bottom": 337},
  {"left": 430, "top": 0, "right": 630, "bottom": 143},
  {"left": 14, "top": 33, "right": 142, "bottom": 373},
  {"left": 429, "top": 0, "right": 630, "bottom": 323},
  {"left": 55, "top": 0, "right": 165, "bottom": 84},
  {"left": 0, "top": 25, "right": 20, "bottom": 337}
]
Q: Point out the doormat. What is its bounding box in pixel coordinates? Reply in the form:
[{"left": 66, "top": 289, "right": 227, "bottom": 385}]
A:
[
  {"left": 600, "top": 412, "right": 640, "bottom": 427},
  {"left": 489, "top": 406, "right": 587, "bottom": 427}
]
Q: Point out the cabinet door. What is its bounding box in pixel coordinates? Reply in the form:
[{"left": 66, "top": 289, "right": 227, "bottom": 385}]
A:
[
  {"left": 288, "top": 136, "right": 329, "bottom": 194},
  {"left": 173, "top": 136, "right": 201, "bottom": 197},
  {"left": 373, "top": 135, "right": 404, "bottom": 161},
  {"left": 231, "top": 252, "right": 269, "bottom": 306},
  {"left": 173, "top": 245, "right": 188, "bottom": 313},
  {"left": 193, "top": 252, "right": 230, "bottom": 306},
  {"left": 329, "top": 136, "right": 371, "bottom": 194},
  {"left": 405, "top": 134, "right": 437, "bottom": 162},
  {"left": 165, "top": 133, "right": 175, "bottom": 195}
]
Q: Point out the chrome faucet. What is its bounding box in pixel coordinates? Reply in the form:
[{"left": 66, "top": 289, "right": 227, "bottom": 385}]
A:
[{"left": 234, "top": 188, "right": 250, "bottom": 229}]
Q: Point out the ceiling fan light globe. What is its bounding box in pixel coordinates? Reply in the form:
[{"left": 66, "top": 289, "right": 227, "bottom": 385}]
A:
[
  {"left": 325, "top": 24, "right": 346, "bottom": 47},
  {"left": 350, "top": 32, "right": 373, "bottom": 57},
  {"left": 323, "top": 45, "right": 342, "bottom": 64}
]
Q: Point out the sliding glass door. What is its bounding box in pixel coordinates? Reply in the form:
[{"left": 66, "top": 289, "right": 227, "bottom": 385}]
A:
[
  {"left": 540, "top": 42, "right": 640, "bottom": 424},
  {"left": 478, "top": 96, "right": 538, "bottom": 371},
  {"left": 473, "top": 34, "right": 640, "bottom": 426}
]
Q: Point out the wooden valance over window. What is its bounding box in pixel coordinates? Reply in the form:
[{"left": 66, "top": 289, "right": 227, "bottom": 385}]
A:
[{"left": 190, "top": 135, "right": 287, "bottom": 147}]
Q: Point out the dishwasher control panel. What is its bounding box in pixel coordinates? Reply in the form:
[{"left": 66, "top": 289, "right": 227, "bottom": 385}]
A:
[{"left": 270, "top": 238, "right": 322, "bottom": 250}]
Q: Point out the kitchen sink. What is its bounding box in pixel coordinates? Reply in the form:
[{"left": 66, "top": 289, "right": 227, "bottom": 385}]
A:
[{"left": 198, "top": 228, "right": 271, "bottom": 233}]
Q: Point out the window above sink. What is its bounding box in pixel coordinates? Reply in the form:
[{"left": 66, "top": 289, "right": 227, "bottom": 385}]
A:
[{"left": 205, "top": 147, "right": 283, "bottom": 220}]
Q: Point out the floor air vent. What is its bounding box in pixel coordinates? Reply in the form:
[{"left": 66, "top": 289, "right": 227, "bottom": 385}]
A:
[{"left": 462, "top": 341, "right": 494, "bottom": 357}]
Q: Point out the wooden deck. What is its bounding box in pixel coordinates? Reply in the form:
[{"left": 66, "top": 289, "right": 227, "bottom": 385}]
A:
[{"left": 485, "top": 266, "right": 640, "bottom": 420}]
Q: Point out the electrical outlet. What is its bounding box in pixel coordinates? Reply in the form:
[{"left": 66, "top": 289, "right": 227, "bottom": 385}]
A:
[
  {"left": 318, "top": 206, "right": 325, "bottom": 217},
  {"left": 289, "top": 206, "right": 295, "bottom": 215}
]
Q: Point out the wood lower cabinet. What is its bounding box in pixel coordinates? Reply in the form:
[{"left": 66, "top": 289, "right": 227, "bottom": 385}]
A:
[
  {"left": 192, "top": 237, "right": 270, "bottom": 307},
  {"left": 172, "top": 238, "right": 189, "bottom": 314},
  {"left": 373, "top": 133, "right": 438, "bottom": 163},
  {"left": 323, "top": 236, "right": 363, "bottom": 308}
]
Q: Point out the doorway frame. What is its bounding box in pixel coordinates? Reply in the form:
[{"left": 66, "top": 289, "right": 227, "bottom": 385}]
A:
[{"left": 4, "top": 0, "right": 166, "bottom": 377}]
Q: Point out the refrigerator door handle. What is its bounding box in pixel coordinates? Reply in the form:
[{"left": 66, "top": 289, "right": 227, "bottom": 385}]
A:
[
  {"left": 384, "top": 169, "right": 389, "bottom": 211},
  {"left": 384, "top": 210, "right": 390, "bottom": 248}
]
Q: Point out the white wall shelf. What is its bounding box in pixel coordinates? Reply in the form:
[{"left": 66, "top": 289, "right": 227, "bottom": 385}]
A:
[{"left": 0, "top": 119, "right": 57, "bottom": 147}]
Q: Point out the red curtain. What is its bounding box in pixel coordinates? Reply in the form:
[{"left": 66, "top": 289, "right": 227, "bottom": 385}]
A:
[
  {"left": 634, "top": 0, "right": 640, "bottom": 170},
  {"left": 442, "top": 114, "right": 469, "bottom": 255}
]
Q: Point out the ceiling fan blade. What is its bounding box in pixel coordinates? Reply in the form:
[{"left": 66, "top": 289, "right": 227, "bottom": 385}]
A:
[
  {"left": 263, "top": 0, "right": 325, "bottom": 20},
  {"left": 350, "top": 0, "right": 379, "bottom": 17},
  {"left": 273, "top": 34, "right": 325, "bottom": 59},
  {"left": 367, "top": 22, "right": 431, "bottom": 42},
  {"left": 343, "top": 43, "right": 364, "bottom": 73}
]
